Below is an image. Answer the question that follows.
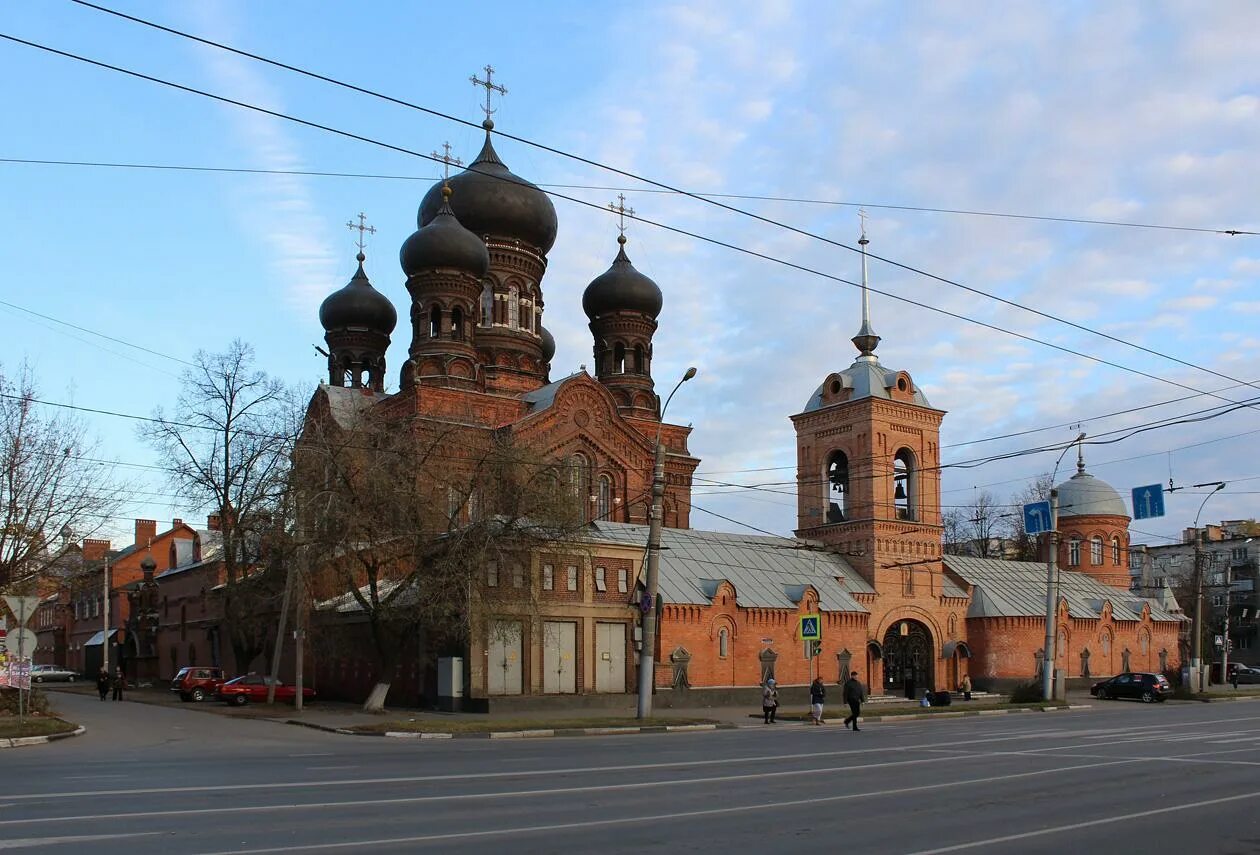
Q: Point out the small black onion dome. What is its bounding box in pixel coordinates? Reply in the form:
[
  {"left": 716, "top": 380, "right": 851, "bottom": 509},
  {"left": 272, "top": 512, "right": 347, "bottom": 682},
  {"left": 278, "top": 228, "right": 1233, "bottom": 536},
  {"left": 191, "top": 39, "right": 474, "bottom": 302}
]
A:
[
  {"left": 319, "top": 253, "right": 398, "bottom": 334},
  {"left": 417, "top": 120, "right": 558, "bottom": 254},
  {"left": 540, "top": 326, "right": 556, "bottom": 363},
  {"left": 400, "top": 186, "right": 490, "bottom": 277},
  {"left": 582, "top": 236, "right": 663, "bottom": 319},
  {"left": 140, "top": 554, "right": 157, "bottom": 572}
]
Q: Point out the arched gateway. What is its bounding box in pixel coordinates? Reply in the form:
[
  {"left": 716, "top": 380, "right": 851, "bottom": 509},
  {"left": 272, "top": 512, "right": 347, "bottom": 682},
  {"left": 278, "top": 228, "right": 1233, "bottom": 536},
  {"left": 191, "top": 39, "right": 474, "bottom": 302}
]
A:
[{"left": 882, "top": 619, "right": 934, "bottom": 699}]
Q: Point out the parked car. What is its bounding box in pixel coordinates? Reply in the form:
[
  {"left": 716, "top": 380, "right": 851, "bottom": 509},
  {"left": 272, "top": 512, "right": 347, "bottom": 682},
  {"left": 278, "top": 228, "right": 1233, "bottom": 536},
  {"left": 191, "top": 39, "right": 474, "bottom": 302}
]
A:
[
  {"left": 1091, "top": 672, "right": 1171, "bottom": 703},
  {"left": 30, "top": 664, "right": 79, "bottom": 683},
  {"left": 170, "top": 667, "right": 225, "bottom": 702},
  {"left": 219, "top": 675, "right": 315, "bottom": 706},
  {"left": 1233, "top": 666, "right": 1260, "bottom": 685}
]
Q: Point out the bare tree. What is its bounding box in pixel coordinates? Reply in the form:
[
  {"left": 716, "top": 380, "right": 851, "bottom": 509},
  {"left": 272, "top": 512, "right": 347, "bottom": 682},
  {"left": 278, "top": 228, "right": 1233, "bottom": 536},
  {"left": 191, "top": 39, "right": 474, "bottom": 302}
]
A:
[
  {"left": 952, "top": 490, "right": 1005, "bottom": 558},
  {"left": 140, "top": 341, "right": 300, "bottom": 672},
  {"left": 296, "top": 396, "right": 586, "bottom": 711},
  {"left": 0, "top": 362, "right": 128, "bottom": 593},
  {"left": 1006, "top": 474, "right": 1055, "bottom": 562},
  {"left": 942, "top": 508, "right": 969, "bottom": 556}
]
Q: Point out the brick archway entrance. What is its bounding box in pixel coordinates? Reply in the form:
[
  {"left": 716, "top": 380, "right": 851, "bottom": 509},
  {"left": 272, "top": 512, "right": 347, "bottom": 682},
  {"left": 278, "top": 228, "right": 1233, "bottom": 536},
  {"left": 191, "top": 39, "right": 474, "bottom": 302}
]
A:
[{"left": 883, "top": 619, "right": 934, "bottom": 698}]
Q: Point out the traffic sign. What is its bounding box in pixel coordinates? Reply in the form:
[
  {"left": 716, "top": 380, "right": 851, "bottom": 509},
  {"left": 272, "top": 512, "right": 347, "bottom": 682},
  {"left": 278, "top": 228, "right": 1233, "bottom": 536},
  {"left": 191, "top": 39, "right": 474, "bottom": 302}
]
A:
[
  {"left": 1132, "top": 484, "right": 1165, "bottom": 520},
  {"left": 799, "top": 614, "right": 821, "bottom": 640},
  {"left": 3, "top": 596, "right": 40, "bottom": 626},
  {"left": 0, "top": 627, "right": 36, "bottom": 658},
  {"left": 1023, "top": 501, "right": 1052, "bottom": 535}
]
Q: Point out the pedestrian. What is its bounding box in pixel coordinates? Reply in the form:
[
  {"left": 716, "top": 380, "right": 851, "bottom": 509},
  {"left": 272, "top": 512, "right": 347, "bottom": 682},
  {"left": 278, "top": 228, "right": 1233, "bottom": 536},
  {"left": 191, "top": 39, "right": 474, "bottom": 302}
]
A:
[
  {"left": 762, "top": 678, "right": 779, "bottom": 724},
  {"left": 111, "top": 667, "right": 125, "bottom": 702},
  {"left": 1231, "top": 667, "right": 1239, "bottom": 691},
  {"left": 961, "top": 673, "right": 973, "bottom": 702},
  {"left": 842, "top": 671, "right": 866, "bottom": 731},
  {"left": 809, "top": 677, "right": 826, "bottom": 725},
  {"left": 96, "top": 667, "right": 110, "bottom": 701}
]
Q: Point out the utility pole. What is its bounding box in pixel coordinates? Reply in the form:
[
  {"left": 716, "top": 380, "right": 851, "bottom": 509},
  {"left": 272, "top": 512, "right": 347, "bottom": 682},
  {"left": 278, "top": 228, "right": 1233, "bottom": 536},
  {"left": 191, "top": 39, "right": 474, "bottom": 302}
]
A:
[
  {"left": 1190, "top": 483, "right": 1226, "bottom": 689},
  {"left": 1041, "top": 489, "right": 1059, "bottom": 701},
  {"left": 1221, "top": 563, "right": 1231, "bottom": 683},
  {"left": 102, "top": 557, "right": 110, "bottom": 674},
  {"left": 636, "top": 367, "right": 696, "bottom": 720}
]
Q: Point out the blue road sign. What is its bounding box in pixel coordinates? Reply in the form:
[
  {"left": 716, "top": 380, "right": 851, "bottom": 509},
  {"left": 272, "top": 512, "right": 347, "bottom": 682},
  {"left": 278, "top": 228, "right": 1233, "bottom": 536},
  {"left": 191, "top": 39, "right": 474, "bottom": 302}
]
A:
[
  {"left": 1023, "top": 501, "right": 1052, "bottom": 535},
  {"left": 799, "top": 615, "right": 821, "bottom": 640},
  {"left": 1132, "top": 484, "right": 1165, "bottom": 520}
]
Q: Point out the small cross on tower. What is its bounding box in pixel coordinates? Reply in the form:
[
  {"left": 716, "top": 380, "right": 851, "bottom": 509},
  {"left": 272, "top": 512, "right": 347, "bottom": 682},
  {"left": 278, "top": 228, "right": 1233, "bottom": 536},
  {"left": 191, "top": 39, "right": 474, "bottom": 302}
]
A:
[
  {"left": 470, "top": 64, "right": 507, "bottom": 122},
  {"left": 608, "top": 193, "right": 635, "bottom": 238},
  {"left": 858, "top": 208, "right": 870, "bottom": 244},
  {"left": 431, "top": 141, "right": 463, "bottom": 183},
  {"left": 346, "top": 212, "right": 376, "bottom": 254}
]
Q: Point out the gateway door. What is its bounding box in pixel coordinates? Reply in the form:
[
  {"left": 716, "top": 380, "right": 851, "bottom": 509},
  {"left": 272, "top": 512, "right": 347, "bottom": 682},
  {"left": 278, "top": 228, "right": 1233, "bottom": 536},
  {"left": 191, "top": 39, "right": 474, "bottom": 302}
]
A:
[
  {"left": 487, "top": 620, "right": 523, "bottom": 696},
  {"left": 543, "top": 621, "right": 577, "bottom": 694},
  {"left": 595, "top": 622, "right": 626, "bottom": 693}
]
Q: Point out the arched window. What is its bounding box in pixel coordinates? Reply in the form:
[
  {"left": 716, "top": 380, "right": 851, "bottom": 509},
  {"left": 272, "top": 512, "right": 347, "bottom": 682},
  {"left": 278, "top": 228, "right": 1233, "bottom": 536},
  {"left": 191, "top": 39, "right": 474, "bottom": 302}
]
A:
[
  {"left": 567, "top": 454, "right": 591, "bottom": 506},
  {"left": 519, "top": 292, "right": 532, "bottom": 330},
  {"left": 597, "top": 474, "right": 612, "bottom": 520},
  {"left": 507, "top": 283, "right": 520, "bottom": 329},
  {"left": 450, "top": 307, "right": 464, "bottom": 341},
  {"left": 613, "top": 342, "right": 626, "bottom": 374},
  {"left": 894, "top": 448, "right": 916, "bottom": 521},
  {"left": 718, "top": 628, "right": 729, "bottom": 659},
  {"left": 480, "top": 283, "right": 493, "bottom": 327},
  {"left": 493, "top": 290, "right": 508, "bottom": 326},
  {"left": 1111, "top": 537, "right": 1121, "bottom": 566},
  {"left": 1091, "top": 536, "right": 1104, "bottom": 565},
  {"left": 1068, "top": 538, "right": 1081, "bottom": 567},
  {"left": 429, "top": 305, "right": 442, "bottom": 338},
  {"left": 634, "top": 344, "right": 645, "bottom": 375},
  {"left": 826, "top": 451, "right": 849, "bottom": 523}
]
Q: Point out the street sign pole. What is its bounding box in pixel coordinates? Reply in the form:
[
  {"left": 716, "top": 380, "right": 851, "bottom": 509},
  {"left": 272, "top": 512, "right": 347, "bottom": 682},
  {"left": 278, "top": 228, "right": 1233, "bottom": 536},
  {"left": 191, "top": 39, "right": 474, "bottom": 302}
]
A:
[{"left": 1041, "top": 490, "right": 1060, "bottom": 701}]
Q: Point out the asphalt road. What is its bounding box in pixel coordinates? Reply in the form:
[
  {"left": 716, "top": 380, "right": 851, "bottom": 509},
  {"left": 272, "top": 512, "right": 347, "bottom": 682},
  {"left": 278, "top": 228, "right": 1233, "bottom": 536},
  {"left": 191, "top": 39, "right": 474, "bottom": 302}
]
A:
[{"left": 3, "top": 692, "right": 1260, "bottom": 853}]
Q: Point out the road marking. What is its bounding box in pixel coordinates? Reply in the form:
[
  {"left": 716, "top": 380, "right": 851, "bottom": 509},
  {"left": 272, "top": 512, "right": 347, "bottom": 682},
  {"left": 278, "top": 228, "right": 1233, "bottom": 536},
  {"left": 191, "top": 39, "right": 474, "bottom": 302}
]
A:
[
  {"left": 64, "top": 775, "right": 127, "bottom": 780},
  {"left": 306, "top": 766, "right": 358, "bottom": 771},
  {"left": 191, "top": 758, "right": 1144, "bottom": 854},
  {"left": 904, "top": 788, "right": 1260, "bottom": 853},
  {"left": 0, "top": 832, "right": 159, "bottom": 850},
  {"left": 288, "top": 753, "right": 333, "bottom": 758}
]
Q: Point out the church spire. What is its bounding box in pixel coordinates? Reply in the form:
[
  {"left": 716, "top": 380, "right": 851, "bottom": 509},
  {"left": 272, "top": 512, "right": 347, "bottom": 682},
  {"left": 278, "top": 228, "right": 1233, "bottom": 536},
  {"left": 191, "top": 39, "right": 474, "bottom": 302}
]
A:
[{"left": 851, "top": 210, "right": 881, "bottom": 358}]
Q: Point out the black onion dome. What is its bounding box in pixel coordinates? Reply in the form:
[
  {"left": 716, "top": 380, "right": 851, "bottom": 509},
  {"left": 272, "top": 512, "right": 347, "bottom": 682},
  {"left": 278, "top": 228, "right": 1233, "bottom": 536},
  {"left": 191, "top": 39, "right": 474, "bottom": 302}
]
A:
[
  {"left": 540, "top": 326, "right": 556, "bottom": 363},
  {"left": 319, "top": 254, "right": 398, "bottom": 334},
  {"left": 582, "top": 236, "right": 664, "bottom": 319},
  {"left": 400, "top": 188, "right": 490, "bottom": 277},
  {"left": 417, "top": 121, "right": 558, "bottom": 254}
]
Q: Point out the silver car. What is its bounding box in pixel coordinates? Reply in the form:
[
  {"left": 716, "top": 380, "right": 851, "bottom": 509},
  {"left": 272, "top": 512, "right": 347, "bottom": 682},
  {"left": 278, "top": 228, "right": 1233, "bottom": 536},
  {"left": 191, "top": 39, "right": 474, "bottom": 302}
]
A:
[{"left": 31, "top": 664, "right": 79, "bottom": 683}]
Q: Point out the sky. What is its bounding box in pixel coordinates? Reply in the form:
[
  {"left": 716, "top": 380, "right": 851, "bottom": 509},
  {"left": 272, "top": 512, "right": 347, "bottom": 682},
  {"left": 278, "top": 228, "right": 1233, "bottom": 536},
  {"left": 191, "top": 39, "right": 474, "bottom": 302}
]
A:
[{"left": 2, "top": 0, "right": 1258, "bottom": 551}]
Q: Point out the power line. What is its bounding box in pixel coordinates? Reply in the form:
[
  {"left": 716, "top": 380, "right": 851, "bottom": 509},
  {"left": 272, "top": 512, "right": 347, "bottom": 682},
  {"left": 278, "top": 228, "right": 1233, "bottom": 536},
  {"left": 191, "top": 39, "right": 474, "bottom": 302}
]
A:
[{"left": 0, "top": 297, "right": 194, "bottom": 367}]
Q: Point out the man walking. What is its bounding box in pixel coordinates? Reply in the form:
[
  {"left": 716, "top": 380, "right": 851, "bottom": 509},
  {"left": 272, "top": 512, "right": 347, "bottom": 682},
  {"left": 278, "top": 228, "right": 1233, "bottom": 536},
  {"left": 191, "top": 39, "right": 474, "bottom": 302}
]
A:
[
  {"left": 843, "top": 671, "right": 866, "bottom": 731},
  {"left": 111, "top": 667, "right": 125, "bottom": 702}
]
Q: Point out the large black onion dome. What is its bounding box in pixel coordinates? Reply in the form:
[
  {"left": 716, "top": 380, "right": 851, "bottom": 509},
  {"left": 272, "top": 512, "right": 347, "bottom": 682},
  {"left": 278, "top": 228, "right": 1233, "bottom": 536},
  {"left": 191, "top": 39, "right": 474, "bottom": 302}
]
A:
[
  {"left": 582, "top": 236, "right": 663, "bottom": 319},
  {"left": 319, "top": 254, "right": 398, "bottom": 334},
  {"left": 540, "top": 326, "right": 556, "bottom": 363},
  {"left": 401, "top": 188, "right": 490, "bottom": 277},
  {"left": 417, "top": 121, "right": 558, "bottom": 254}
]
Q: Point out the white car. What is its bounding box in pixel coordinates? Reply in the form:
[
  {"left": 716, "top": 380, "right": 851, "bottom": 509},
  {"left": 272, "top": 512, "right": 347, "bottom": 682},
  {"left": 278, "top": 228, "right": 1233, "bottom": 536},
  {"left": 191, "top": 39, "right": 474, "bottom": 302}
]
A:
[{"left": 30, "top": 664, "right": 79, "bottom": 683}]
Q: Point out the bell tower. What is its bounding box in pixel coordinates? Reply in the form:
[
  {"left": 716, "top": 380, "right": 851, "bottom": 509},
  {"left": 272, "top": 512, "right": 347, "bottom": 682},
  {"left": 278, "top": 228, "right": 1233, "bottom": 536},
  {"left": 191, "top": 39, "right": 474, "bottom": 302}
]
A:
[{"left": 790, "top": 223, "right": 945, "bottom": 586}]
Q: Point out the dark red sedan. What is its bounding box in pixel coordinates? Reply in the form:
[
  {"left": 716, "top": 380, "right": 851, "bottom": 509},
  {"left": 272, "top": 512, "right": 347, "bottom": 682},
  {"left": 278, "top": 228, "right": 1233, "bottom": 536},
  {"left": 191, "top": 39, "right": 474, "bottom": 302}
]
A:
[{"left": 220, "top": 675, "right": 315, "bottom": 706}]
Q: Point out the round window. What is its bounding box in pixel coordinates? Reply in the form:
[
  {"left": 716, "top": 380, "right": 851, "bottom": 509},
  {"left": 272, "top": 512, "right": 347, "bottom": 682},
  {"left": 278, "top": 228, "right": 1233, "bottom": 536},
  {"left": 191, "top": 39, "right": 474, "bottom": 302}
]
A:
[
  {"left": 829, "top": 380, "right": 841, "bottom": 395},
  {"left": 897, "top": 377, "right": 908, "bottom": 392}
]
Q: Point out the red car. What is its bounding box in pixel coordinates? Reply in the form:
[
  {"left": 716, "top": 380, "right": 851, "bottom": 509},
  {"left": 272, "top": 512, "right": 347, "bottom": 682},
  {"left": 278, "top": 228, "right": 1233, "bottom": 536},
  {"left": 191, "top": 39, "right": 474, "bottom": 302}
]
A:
[
  {"left": 171, "top": 667, "right": 225, "bottom": 702},
  {"left": 219, "top": 675, "right": 315, "bottom": 706}
]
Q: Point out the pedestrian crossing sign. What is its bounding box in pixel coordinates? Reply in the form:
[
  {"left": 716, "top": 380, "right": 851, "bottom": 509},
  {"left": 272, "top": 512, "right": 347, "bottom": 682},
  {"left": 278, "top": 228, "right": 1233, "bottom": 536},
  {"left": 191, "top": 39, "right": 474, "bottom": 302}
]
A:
[{"left": 800, "top": 614, "right": 821, "bottom": 640}]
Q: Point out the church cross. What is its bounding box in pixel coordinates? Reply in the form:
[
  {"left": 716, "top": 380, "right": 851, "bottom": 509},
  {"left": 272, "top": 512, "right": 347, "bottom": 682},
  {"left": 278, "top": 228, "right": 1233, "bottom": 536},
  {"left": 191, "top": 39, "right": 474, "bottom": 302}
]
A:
[
  {"left": 470, "top": 64, "right": 507, "bottom": 121},
  {"left": 431, "top": 141, "right": 463, "bottom": 182},
  {"left": 608, "top": 193, "right": 635, "bottom": 237},
  {"left": 858, "top": 207, "right": 869, "bottom": 240},
  {"left": 346, "top": 212, "right": 376, "bottom": 253}
]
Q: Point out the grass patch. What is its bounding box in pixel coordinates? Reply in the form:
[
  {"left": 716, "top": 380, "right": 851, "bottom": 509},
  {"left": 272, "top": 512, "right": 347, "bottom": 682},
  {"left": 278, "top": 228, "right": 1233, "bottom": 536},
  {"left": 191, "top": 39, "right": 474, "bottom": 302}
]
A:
[
  {"left": 351, "top": 716, "right": 718, "bottom": 734},
  {"left": 0, "top": 716, "right": 78, "bottom": 739}
]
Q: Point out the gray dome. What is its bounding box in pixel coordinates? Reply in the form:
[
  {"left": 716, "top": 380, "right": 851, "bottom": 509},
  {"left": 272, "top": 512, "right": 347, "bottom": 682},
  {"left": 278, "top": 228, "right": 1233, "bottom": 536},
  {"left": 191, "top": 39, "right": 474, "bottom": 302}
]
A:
[
  {"left": 400, "top": 188, "right": 489, "bottom": 277},
  {"left": 417, "top": 122, "right": 557, "bottom": 254},
  {"left": 582, "top": 237, "right": 663, "bottom": 319},
  {"left": 540, "top": 326, "right": 556, "bottom": 363},
  {"left": 1056, "top": 469, "right": 1128, "bottom": 518},
  {"left": 319, "top": 254, "right": 398, "bottom": 334},
  {"left": 801, "top": 356, "right": 931, "bottom": 411}
]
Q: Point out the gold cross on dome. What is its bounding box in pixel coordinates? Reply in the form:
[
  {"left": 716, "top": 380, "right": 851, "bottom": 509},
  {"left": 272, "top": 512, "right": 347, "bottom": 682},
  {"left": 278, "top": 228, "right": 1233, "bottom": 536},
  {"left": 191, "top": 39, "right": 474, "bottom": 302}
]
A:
[
  {"left": 346, "top": 212, "right": 376, "bottom": 253},
  {"left": 858, "top": 207, "right": 869, "bottom": 238},
  {"left": 470, "top": 64, "right": 507, "bottom": 121},
  {"left": 431, "top": 141, "right": 463, "bottom": 182},
  {"left": 608, "top": 193, "right": 635, "bottom": 237}
]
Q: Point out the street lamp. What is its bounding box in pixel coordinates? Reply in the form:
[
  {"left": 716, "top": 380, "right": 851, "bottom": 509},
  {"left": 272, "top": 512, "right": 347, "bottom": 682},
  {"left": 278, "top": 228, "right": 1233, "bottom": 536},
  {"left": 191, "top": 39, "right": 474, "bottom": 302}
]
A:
[
  {"left": 1041, "top": 433, "right": 1084, "bottom": 701},
  {"left": 636, "top": 366, "right": 697, "bottom": 720},
  {"left": 1191, "top": 482, "right": 1226, "bottom": 688}
]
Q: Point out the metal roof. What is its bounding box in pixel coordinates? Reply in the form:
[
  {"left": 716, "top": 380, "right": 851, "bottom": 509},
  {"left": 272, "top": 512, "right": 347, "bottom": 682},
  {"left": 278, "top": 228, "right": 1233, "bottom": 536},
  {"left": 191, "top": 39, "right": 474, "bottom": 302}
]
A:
[
  {"left": 321, "top": 385, "right": 387, "bottom": 429},
  {"left": 588, "top": 522, "right": 874, "bottom": 613},
  {"left": 801, "top": 354, "right": 932, "bottom": 412},
  {"left": 521, "top": 372, "right": 583, "bottom": 414},
  {"left": 1055, "top": 468, "right": 1128, "bottom": 518},
  {"left": 944, "top": 555, "right": 1181, "bottom": 623}
]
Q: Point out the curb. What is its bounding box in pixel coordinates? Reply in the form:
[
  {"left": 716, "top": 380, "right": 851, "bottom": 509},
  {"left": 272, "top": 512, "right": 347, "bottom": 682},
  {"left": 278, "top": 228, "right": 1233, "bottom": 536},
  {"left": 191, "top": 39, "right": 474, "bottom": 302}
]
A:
[
  {"left": 288, "top": 720, "right": 736, "bottom": 740},
  {"left": 858, "top": 704, "right": 1080, "bottom": 723},
  {"left": 0, "top": 725, "right": 85, "bottom": 749}
]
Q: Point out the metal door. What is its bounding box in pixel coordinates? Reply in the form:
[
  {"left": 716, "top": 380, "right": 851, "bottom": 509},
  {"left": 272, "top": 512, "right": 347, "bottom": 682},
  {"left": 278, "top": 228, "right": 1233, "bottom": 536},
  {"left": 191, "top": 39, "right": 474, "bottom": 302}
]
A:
[
  {"left": 543, "top": 621, "right": 576, "bottom": 694},
  {"left": 487, "top": 620, "right": 522, "bottom": 696},
  {"left": 595, "top": 622, "right": 626, "bottom": 693}
]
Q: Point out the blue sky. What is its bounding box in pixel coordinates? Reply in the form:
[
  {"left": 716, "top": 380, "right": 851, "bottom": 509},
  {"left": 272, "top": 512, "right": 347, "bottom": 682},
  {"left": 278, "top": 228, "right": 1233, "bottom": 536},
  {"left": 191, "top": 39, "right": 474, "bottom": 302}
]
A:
[{"left": 2, "top": 0, "right": 1258, "bottom": 548}]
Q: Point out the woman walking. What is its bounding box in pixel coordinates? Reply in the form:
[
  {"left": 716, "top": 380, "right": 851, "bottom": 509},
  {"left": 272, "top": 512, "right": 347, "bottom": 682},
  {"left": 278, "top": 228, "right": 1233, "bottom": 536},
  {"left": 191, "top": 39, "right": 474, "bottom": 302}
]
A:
[
  {"left": 762, "top": 679, "right": 779, "bottom": 724},
  {"left": 96, "top": 667, "right": 110, "bottom": 701},
  {"left": 809, "top": 677, "right": 826, "bottom": 725}
]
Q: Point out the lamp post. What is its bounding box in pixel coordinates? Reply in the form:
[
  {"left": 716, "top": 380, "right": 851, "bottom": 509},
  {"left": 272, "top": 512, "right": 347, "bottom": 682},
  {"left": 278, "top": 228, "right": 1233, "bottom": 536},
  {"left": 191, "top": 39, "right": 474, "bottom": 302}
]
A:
[
  {"left": 1191, "top": 482, "right": 1226, "bottom": 689},
  {"left": 1040, "top": 433, "right": 1082, "bottom": 701},
  {"left": 636, "top": 366, "right": 696, "bottom": 720}
]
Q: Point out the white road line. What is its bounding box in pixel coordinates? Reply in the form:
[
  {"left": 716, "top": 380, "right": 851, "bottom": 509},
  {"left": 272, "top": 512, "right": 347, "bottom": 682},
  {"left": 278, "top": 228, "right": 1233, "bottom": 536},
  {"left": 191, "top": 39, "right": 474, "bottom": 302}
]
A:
[
  {"left": 0, "top": 832, "right": 159, "bottom": 850},
  {"left": 64, "top": 775, "right": 127, "bottom": 780},
  {"left": 306, "top": 766, "right": 358, "bottom": 771},
  {"left": 903, "top": 789, "right": 1260, "bottom": 854},
  {"left": 288, "top": 753, "right": 333, "bottom": 758}
]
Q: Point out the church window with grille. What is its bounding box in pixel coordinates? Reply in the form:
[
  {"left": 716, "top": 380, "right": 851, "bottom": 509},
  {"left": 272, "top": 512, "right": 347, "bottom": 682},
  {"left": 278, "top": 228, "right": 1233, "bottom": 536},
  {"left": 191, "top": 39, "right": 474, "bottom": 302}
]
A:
[
  {"left": 1069, "top": 538, "right": 1081, "bottom": 567},
  {"left": 826, "top": 450, "right": 849, "bottom": 523},
  {"left": 1111, "top": 537, "right": 1121, "bottom": 565},
  {"left": 1091, "top": 536, "right": 1104, "bottom": 565},
  {"left": 568, "top": 454, "right": 592, "bottom": 507},
  {"left": 597, "top": 474, "right": 612, "bottom": 520}
]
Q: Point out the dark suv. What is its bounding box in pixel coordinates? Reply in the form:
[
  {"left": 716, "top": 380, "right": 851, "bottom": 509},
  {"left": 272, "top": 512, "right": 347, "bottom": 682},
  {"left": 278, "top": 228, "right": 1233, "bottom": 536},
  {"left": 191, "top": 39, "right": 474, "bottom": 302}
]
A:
[
  {"left": 1091, "top": 672, "right": 1171, "bottom": 703},
  {"left": 171, "top": 667, "right": 225, "bottom": 702}
]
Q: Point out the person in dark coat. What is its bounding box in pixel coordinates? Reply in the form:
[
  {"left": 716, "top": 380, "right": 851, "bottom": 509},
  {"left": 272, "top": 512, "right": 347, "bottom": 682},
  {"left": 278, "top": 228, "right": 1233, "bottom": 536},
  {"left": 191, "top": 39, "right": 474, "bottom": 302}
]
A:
[
  {"left": 110, "top": 667, "right": 125, "bottom": 701},
  {"left": 96, "top": 667, "right": 110, "bottom": 701},
  {"left": 809, "top": 677, "right": 826, "bottom": 725},
  {"left": 762, "top": 679, "right": 779, "bottom": 724},
  {"left": 843, "top": 671, "right": 866, "bottom": 731}
]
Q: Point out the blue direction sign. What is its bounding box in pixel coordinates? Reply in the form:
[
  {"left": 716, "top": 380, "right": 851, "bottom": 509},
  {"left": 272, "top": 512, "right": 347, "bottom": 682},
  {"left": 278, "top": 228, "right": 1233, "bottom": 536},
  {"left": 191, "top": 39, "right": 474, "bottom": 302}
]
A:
[
  {"left": 1023, "top": 501, "right": 1052, "bottom": 535},
  {"left": 799, "top": 614, "right": 821, "bottom": 640},
  {"left": 1132, "top": 484, "right": 1165, "bottom": 520}
]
